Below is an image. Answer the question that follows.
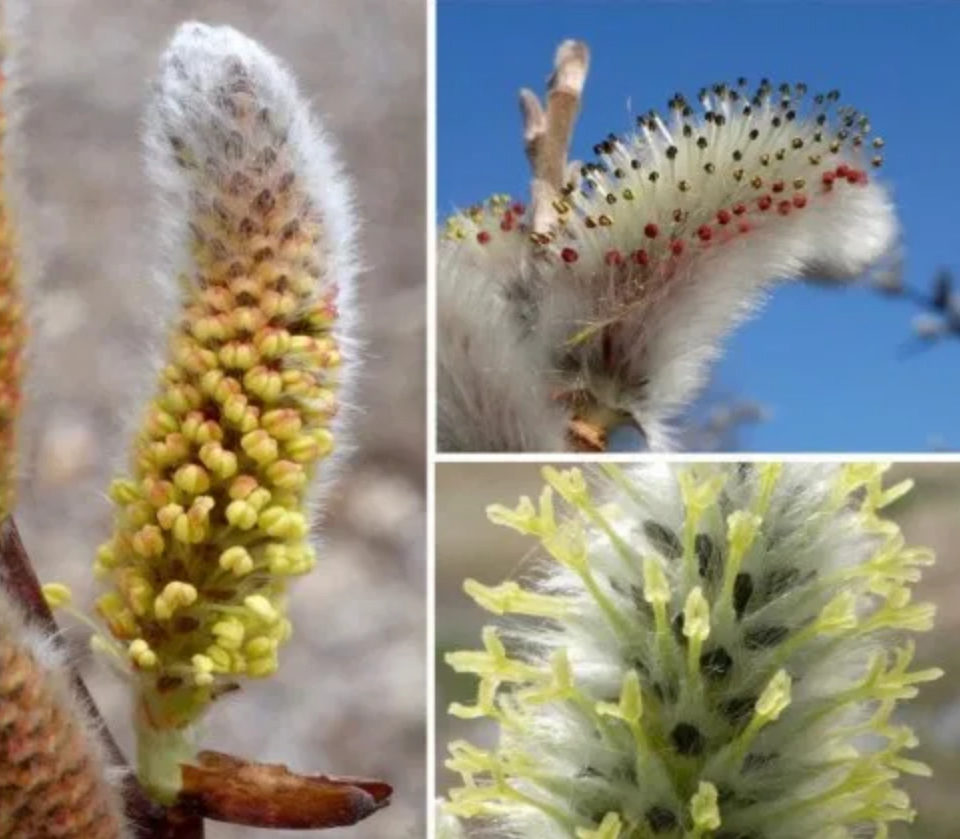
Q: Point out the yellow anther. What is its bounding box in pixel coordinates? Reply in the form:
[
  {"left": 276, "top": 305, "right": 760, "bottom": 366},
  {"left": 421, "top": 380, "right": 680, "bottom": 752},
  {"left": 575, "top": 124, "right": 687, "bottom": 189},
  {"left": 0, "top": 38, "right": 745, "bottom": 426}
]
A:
[
  {"left": 228, "top": 475, "right": 259, "bottom": 500},
  {"left": 42, "top": 582, "right": 73, "bottom": 608},
  {"left": 206, "top": 645, "right": 233, "bottom": 672},
  {"left": 222, "top": 394, "right": 249, "bottom": 426},
  {"left": 121, "top": 572, "right": 154, "bottom": 616},
  {"left": 132, "top": 524, "right": 165, "bottom": 558},
  {"left": 265, "top": 459, "right": 307, "bottom": 490},
  {"left": 265, "top": 544, "right": 290, "bottom": 573},
  {"left": 191, "top": 653, "right": 215, "bottom": 686},
  {"left": 230, "top": 306, "right": 265, "bottom": 334},
  {"left": 313, "top": 428, "right": 334, "bottom": 456},
  {"left": 247, "top": 656, "right": 278, "bottom": 677},
  {"left": 247, "top": 486, "right": 272, "bottom": 511},
  {"left": 258, "top": 506, "right": 308, "bottom": 539},
  {"left": 256, "top": 328, "right": 292, "bottom": 358},
  {"left": 154, "top": 581, "right": 198, "bottom": 620},
  {"left": 218, "top": 341, "right": 258, "bottom": 370},
  {"left": 109, "top": 479, "right": 141, "bottom": 505},
  {"left": 157, "top": 503, "right": 184, "bottom": 530},
  {"left": 173, "top": 463, "right": 211, "bottom": 495},
  {"left": 199, "top": 441, "right": 238, "bottom": 479},
  {"left": 225, "top": 499, "right": 259, "bottom": 530},
  {"left": 96, "top": 542, "right": 119, "bottom": 571},
  {"left": 244, "top": 636, "right": 277, "bottom": 658},
  {"left": 244, "top": 594, "right": 279, "bottom": 624},
  {"left": 244, "top": 365, "right": 283, "bottom": 401},
  {"left": 129, "top": 639, "right": 158, "bottom": 670},
  {"left": 241, "top": 429, "right": 279, "bottom": 465},
  {"left": 261, "top": 408, "right": 302, "bottom": 440},
  {"left": 211, "top": 618, "right": 246, "bottom": 650},
  {"left": 190, "top": 314, "right": 227, "bottom": 343},
  {"left": 219, "top": 545, "right": 255, "bottom": 576}
]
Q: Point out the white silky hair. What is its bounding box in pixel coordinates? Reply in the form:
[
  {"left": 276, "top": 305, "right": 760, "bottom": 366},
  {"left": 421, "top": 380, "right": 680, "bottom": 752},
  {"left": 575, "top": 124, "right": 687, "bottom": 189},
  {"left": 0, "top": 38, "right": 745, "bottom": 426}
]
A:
[
  {"left": 437, "top": 243, "right": 568, "bottom": 452},
  {"left": 141, "top": 21, "right": 362, "bottom": 520}
]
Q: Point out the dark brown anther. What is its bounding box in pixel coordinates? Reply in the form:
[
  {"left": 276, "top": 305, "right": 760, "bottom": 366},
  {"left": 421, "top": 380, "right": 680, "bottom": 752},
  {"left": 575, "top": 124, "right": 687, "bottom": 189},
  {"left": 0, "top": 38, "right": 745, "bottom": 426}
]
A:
[{"left": 253, "top": 189, "right": 276, "bottom": 216}]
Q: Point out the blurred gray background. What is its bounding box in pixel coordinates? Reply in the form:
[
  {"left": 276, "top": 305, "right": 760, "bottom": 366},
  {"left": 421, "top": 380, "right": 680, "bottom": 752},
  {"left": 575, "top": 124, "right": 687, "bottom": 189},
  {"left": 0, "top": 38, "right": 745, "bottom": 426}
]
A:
[
  {"left": 436, "top": 463, "right": 960, "bottom": 838},
  {"left": 12, "top": 1, "right": 425, "bottom": 837}
]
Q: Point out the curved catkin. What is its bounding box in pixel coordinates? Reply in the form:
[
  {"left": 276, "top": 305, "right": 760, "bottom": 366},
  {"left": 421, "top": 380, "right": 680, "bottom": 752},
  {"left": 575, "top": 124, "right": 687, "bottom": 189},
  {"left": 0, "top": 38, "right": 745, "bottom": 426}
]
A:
[
  {"left": 0, "top": 3, "right": 25, "bottom": 519},
  {"left": 0, "top": 588, "right": 126, "bottom": 839},
  {"left": 443, "top": 463, "right": 941, "bottom": 839},
  {"left": 439, "top": 77, "right": 898, "bottom": 449},
  {"left": 85, "top": 22, "right": 359, "bottom": 801}
]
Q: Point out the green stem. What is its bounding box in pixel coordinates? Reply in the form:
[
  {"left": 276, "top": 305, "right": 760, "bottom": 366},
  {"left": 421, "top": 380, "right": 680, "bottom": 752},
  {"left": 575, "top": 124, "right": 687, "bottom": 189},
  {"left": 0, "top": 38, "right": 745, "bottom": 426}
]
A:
[{"left": 135, "top": 714, "right": 199, "bottom": 805}]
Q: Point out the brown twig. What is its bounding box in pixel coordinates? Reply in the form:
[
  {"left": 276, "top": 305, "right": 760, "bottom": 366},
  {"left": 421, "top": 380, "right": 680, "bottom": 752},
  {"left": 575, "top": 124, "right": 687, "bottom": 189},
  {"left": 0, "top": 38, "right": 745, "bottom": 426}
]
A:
[
  {"left": 1, "top": 517, "right": 393, "bottom": 835},
  {"left": 519, "top": 40, "right": 590, "bottom": 235}
]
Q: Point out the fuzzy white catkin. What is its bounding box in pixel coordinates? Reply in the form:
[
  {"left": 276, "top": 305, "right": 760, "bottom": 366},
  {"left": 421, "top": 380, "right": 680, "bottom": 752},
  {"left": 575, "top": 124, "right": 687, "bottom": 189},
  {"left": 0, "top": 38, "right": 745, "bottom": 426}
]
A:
[
  {"left": 443, "top": 463, "right": 940, "bottom": 839},
  {"left": 438, "top": 81, "right": 898, "bottom": 451},
  {"left": 143, "top": 21, "right": 361, "bottom": 506}
]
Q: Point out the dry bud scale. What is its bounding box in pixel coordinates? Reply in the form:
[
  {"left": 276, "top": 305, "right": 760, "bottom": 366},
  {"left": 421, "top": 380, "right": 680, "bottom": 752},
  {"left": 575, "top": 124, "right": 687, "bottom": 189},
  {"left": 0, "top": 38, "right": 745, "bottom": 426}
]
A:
[
  {"left": 48, "top": 22, "right": 360, "bottom": 803},
  {"left": 442, "top": 463, "right": 940, "bottom": 838},
  {"left": 438, "top": 42, "right": 898, "bottom": 451}
]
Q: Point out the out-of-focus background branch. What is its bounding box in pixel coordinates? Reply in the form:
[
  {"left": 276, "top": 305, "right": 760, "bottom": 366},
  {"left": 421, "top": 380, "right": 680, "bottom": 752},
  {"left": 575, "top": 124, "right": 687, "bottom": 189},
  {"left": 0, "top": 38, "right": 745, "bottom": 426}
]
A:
[
  {"left": 14, "top": 2, "right": 425, "bottom": 837},
  {"left": 435, "top": 463, "right": 960, "bottom": 838}
]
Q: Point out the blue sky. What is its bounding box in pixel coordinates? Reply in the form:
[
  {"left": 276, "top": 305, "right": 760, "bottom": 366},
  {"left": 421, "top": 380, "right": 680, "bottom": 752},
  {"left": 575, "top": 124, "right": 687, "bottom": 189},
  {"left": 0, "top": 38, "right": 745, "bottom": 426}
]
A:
[{"left": 438, "top": 1, "right": 960, "bottom": 452}]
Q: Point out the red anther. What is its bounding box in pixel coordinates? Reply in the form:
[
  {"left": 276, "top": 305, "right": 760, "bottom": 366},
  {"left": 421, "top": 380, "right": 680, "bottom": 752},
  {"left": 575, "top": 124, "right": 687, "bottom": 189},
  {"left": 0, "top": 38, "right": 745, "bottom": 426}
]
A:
[
  {"left": 644, "top": 222, "right": 659, "bottom": 239},
  {"left": 836, "top": 163, "right": 850, "bottom": 178},
  {"left": 670, "top": 239, "right": 684, "bottom": 256},
  {"left": 757, "top": 195, "right": 772, "bottom": 211},
  {"left": 846, "top": 169, "right": 861, "bottom": 184},
  {"left": 633, "top": 248, "right": 649, "bottom": 266},
  {"left": 697, "top": 224, "right": 713, "bottom": 242},
  {"left": 476, "top": 231, "right": 491, "bottom": 244},
  {"left": 821, "top": 171, "right": 836, "bottom": 188},
  {"left": 777, "top": 200, "right": 792, "bottom": 216},
  {"left": 561, "top": 247, "right": 579, "bottom": 263},
  {"left": 772, "top": 180, "right": 785, "bottom": 193},
  {"left": 732, "top": 202, "right": 747, "bottom": 215},
  {"left": 604, "top": 249, "right": 623, "bottom": 266},
  {"left": 717, "top": 209, "right": 732, "bottom": 225},
  {"left": 500, "top": 219, "right": 513, "bottom": 232},
  {"left": 512, "top": 202, "right": 526, "bottom": 215},
  {"left": 793, "top": 193, "right": 808, "bottom": 209},
  {"left": 738, "top": 221, "right": 751, "bottom": 234}
]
